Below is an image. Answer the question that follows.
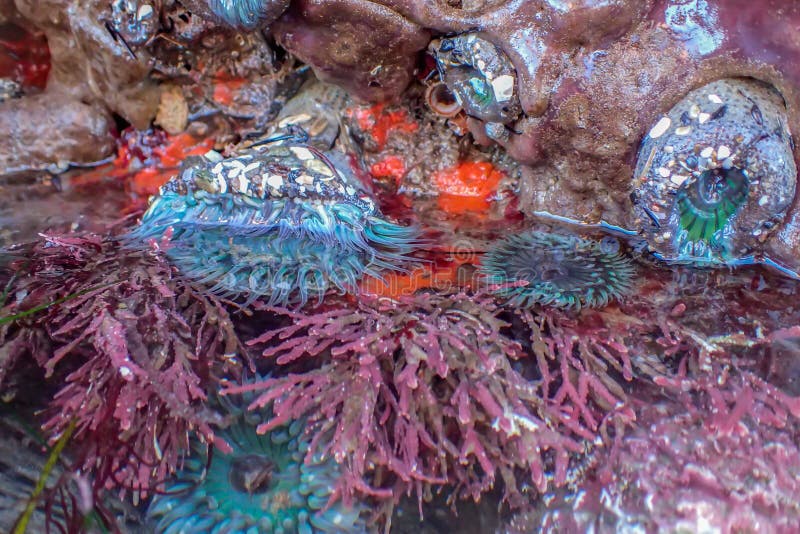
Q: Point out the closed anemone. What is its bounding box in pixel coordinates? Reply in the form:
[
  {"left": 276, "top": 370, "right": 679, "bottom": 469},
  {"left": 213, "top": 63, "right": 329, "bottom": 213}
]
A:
[
  {"left": 480, "top": 230, "right": 635, "bottom": 310},
  {"left": 127, "top": 143, "right": 421, "bottom": 306},
  {"left": 205, "top": 0, "right": 290, "bottom": 30},
  {"left": 633, "top": 78, "right": 797, "bottom": 264},
  {"left": 146, "top": 392, "right": 366, "bottom": 534}
]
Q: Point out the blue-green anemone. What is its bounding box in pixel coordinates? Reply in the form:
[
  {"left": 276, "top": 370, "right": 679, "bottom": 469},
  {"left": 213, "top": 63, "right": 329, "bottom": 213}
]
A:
[
  {"left": 128, "top": 143, "right": 420, "bottom": 306},
  {"left": 147, "top": 395, "right": 366, "bottom": 534},
  {"left": 201, "top": 0, "right": 289, "bottom": 30},
  {"left": 480, "top": 230, "right": 635, "bottom": 310}
]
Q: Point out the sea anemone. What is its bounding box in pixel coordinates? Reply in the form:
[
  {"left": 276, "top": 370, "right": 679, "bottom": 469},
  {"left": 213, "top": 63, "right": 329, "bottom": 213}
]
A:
[
  {"left": 128, "top": 141, "right": 421, "bottom": 306},
  {"left": 147, "top": 390, "right": 366, "bottom": 534},
  {"left": 480, "top": 230, "right": 635, "bottom": 309},
  {"left": 632, "top": 78, "right": 797, "bottom": 265},
  {"left": 185, "top": 0, "right": 290, "bottom": 30}
]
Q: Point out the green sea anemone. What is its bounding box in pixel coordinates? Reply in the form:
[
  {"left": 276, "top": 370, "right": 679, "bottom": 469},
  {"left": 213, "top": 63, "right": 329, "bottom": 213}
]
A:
[
  {"left": 147, "top": 392, "right": 366, "bottom": 534},
  {"left": 127, "top": 143, "right": 420, "bottom": 307},
  {"left": 632, "top": 78, "right": 796, "bottom": 264},
  {"left": 675, "top": 167, "right": 749, "bottom": 244},
  {"left": 480, "top": 230, "right": 635, "bottom": 310}
]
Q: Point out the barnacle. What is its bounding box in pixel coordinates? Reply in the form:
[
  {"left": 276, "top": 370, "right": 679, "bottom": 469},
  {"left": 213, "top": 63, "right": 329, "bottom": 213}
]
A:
[
  {"left": 632, "top": 78, "right": 797, "bottom": 265},
  {"left": 110, "top": 0, "right": 159, "bottom": 46},
  {"left": 429, "top": 32, "right": 521, "bottom": 139},
  {"left": 0, "top": 79, "right": 22, "bottom": 103},
  {"left": 128, "top": 141, "right": 421, "bottom": 306},
  {"left": 480, "top": 230, "right": 635, "bottom": 309},
  {"left": 147, "top": 392, "right": 365, "bottom": 533}
]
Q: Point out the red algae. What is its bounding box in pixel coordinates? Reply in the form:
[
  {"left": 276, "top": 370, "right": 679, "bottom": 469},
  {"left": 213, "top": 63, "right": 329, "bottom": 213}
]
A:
[
  {"left": 370, "top": 155, "right": 407, "bottom": 184},
  {"left": 0, "top": 235, "right": 244, "bottom": 498},
  {"left": 219, "top": 289, "right": 662, "bottom": 518},
  {"left": 523, "top": 366, "right": 800, "bottom": 533},
  {"left": 0, "top": 23, "right": 50, "bottom": 91},
  {"left": 5, "top": 2, "right": 800, "bottom": 531},
  {"left": 225, "top": 295, "right": 579, "bottom": 516}
]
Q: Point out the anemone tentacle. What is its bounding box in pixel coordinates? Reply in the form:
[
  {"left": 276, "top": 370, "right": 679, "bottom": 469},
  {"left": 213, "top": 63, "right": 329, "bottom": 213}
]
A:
[{"left": 204, "top": 0, "right": 290, "bottom": 30}]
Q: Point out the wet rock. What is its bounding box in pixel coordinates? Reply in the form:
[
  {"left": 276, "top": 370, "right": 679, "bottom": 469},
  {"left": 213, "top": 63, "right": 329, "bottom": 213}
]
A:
[
  {"left": 0, "top": 92, "right": 113, "bottom": 174},
  {"left": 154, "top": 84, "right": 189, "bottom": 135},
  {"left": 385, "top": 0, "right": 653, "bottom": 115},
  {"left": 272, "top": 0, "right": 430, "bottom": 102},
  {"left": 14, "top": 0, "right": 160, "bottom": 129},
  {"left": 150, "top": 3, "right": 295, "bottom": 133}
]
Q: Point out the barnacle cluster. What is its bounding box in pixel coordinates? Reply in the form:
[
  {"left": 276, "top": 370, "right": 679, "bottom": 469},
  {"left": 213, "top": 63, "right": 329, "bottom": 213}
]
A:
[
  {"left": 480, "top": 230, "right": 635, "bottom": 310},
  {"left": 110, "top": 0, "right": 159, "bottom": 46},
  {"left": 148, "top": 392, "right": 365, "bottom": 533},
  {"left": 129, "top": 139, "right": 420, "bottom": 305},
  {"left": 633, "top": 78, "right": 797, "bottom": 265}
]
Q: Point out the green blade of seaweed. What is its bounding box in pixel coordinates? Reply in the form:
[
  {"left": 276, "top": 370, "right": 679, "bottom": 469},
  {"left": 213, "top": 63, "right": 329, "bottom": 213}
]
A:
[{"left": 12, "top": 419, "right": 77, "bottom": 534}]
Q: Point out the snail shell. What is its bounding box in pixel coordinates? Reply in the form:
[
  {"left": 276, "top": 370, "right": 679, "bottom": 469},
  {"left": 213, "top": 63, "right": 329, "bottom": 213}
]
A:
[{"left": 425, "top": 82, "right": 462, "bottom": 118}]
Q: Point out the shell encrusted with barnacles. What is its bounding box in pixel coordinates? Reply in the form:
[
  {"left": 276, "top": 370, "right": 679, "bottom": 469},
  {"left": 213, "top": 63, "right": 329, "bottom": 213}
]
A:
[
  {"left": 147, "top": 393, "right": 366, "bottom": 533},
  {"left": 129, "top": 141, "right": 421, "bottom": 305},
  {"left": 429, "top": 32, "right": 521, "bottom": 140},
  {"left": 633, "top": 78, "right": 797, "bottom": 265},
  {"left": 480, "top": 230, "right": 635, "bottom": 310}
]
